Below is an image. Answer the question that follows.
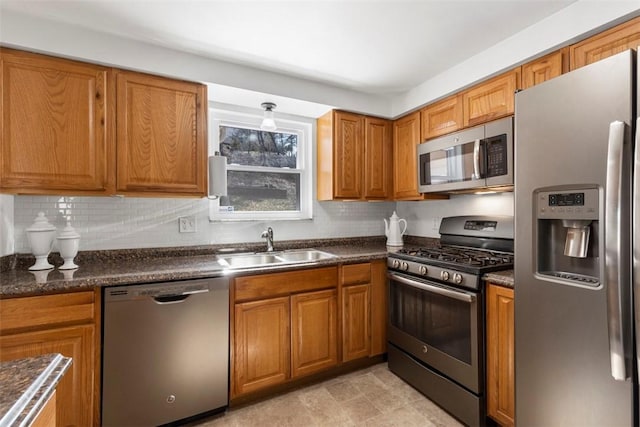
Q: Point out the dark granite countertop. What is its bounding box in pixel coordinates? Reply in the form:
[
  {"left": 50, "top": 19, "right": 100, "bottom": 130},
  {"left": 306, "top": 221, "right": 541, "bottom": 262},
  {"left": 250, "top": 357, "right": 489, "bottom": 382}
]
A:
[
  {"left": 0, "top": 353, "right": 72, "bottom": 426},
  {"left": 0, "top": 237, "right": 395, "bottom": 298},
  {"left": 483, "top": 270, "right": 514, "bottom": 288}
]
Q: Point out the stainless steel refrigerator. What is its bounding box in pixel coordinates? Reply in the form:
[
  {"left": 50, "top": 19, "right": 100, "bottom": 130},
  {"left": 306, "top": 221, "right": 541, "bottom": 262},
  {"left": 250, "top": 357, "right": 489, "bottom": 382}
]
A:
[{"left": 514, "top": 49, "right": 638, "bottom": 426}]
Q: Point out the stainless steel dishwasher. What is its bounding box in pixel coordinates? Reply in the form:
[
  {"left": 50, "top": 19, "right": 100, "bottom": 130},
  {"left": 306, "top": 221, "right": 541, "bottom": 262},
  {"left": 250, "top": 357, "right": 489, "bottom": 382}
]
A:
[{"left": 101, "top": 277, "right": 229, "bottom": 426}]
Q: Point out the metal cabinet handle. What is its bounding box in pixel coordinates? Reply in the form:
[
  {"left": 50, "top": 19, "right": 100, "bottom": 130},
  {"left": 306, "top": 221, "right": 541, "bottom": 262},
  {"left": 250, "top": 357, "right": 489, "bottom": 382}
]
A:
[{"left": 605, "top": 120, "right": 628, "bottom": 381}]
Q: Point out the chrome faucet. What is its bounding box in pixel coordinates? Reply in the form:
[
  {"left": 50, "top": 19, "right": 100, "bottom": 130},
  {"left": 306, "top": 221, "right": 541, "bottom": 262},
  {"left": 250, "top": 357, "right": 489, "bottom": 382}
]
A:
[{"left": 261, "top": 227, "right": 274, "bottom": 252}]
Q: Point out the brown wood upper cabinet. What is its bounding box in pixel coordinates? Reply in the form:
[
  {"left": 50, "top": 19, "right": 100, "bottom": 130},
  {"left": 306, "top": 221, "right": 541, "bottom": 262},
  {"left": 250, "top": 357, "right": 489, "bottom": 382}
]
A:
[
  {"left": 116, "top": 71, "right": 208, "bottom": 197},
  {"left": 392, "top": 111, "right": 422, "bottom": 200},
  {"left": 0, "top": 48, "right": 208, "bottom": 197},
  {"left": 462, "top": 69, "right": 521, "bottom": 128},
  {"left": 420, "top": 94, "right": 463, "bottom": 140},
  {"left": 0, "top": 48, "right": 115, "bottom": 195},
  {"left": 570, "top": 15, "right": 640, "bottom": 70},
  {"left": 486, "top": 283, "right": 515, "bottom": 427},
  {"left": 317, "top": 110, "right": 391, "bottom": 200},
  {"left": 521, "top": 49, "right": 568, "bottom": 89}
]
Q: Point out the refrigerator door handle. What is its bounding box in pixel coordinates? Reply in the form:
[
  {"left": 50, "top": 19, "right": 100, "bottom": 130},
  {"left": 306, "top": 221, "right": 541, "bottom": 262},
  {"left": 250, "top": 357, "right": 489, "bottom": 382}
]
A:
[
  {"left": 634, "top": 117, "right": 640, "bottom": 379},
  {"left": 605, "top": 120, "right": 628, "bottom": 381}
]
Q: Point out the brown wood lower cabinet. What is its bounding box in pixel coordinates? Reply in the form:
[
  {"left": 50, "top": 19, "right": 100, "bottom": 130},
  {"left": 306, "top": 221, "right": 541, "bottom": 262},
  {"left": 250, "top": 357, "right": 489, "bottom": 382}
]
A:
[
  {"left": 291, "top": 289, "right": 338, "bottom": 377},
  {"left": 486, "top": 283, "right": 515, "bottom": 427},
  {"left": 342, "top": 283, "right": 370, "bottom": 362},
  {"left": 231, "top": 267, "right": 339, "bottom": 398},
  {"left": 232, "top": 261, "right": 388, "bottom": 400},
  {"left": 234, "top": 296, "right": 291, "bottom": 396},
  {"left": 0, "top": 292, "right": 97, "bottom": 427}
]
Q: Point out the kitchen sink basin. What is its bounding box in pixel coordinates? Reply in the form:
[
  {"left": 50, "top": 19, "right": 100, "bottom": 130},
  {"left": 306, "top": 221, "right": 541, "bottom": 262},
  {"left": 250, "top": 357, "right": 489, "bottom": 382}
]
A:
[
  {"left": 217, "top": 249, "right": 336, "bottom": 269},
  {"left": 218, "top": 253, "right": 285, "bottom": 268},
  {"left": 277, "top": 249, "right": 336, "bottom": 262}
]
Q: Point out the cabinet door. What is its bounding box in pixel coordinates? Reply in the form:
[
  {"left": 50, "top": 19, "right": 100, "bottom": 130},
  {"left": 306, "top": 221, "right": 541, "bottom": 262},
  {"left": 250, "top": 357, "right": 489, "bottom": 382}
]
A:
[
  {"left": 521, "top": 49, "right": 567, "bottom": 89},
  {"left": 487, "top": 284, "right": 515, "bottom": 427},
  {"left": 116, "top": 71, "right": 207, "bottom": 196},
  {"left": 0, "top": 324, "right": 95, "bottom": 427},
  {"left": 393, "top": 111, "right": 422, "bottom": 200},
  {"left": 233, "top": 297, "right": 290, "bottom": 397},
  {"left": 0, "top": 49, "right": 114, "bottom": 194},
  {"left": 342, "top": 284, "right": 370, "bottom": 362},
  {"left": 420, "top": 94, "right": 463, "bottom": 140},
  {"left": 363, "top": 117, "right": 392, "bottom": 199},
  {"left": 333, "top": 111, "right": 363, "bottom": 199},
  {"left": 570, "top": 16, "right": 640, "bottom": 70},
  {"left": 463, "top": 70, "right": 520, "bottom": 127},
  {"left": 369, "top": 260, "right": 388, "bottom": 356},
  {"left": 291, "top": 289, "right": 338, "bottom": 377}
]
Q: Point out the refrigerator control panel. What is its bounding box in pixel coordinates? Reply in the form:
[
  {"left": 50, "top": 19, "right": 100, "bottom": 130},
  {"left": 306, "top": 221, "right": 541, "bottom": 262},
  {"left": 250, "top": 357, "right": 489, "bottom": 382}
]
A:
[{"left": 535, "top": 188, "right": 599, "bottom": 220}]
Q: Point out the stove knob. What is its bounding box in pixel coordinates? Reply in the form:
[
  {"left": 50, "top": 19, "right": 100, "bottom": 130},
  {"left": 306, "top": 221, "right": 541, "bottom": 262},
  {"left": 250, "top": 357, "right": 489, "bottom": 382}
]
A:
[
  {"left": 393, "top": 260, "right": 400, "bottom": 269},
  {"left": 440, "top": 270, "right": 450, "bottom": 281},
  {"left": 453, "top": 273, "right": 463, "bottom": 284},
  {"left": 419, "top": 265, "right": 428, "bottom": 275},
  {"left": 401, "top": 262, "right": 409, "bottom": 271}
]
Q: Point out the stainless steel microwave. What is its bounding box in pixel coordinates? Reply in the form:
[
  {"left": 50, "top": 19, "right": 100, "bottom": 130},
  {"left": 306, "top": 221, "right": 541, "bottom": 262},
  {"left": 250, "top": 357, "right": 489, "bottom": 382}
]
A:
[{"left": 417, "top": 116, "right": 513, "bottom": 193}]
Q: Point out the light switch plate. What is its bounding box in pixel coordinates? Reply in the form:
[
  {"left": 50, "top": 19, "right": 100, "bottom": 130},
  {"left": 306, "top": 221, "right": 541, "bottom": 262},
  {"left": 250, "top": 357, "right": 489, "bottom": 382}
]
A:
[{"left": 178, "top": 216, "right": 196, "bottom": 233}]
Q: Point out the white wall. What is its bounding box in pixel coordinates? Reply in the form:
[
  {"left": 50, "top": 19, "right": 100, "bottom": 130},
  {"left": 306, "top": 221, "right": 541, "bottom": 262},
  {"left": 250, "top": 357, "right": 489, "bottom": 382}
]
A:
[
  {"left": 12, "top": 196, "right": 395, "bottom": 252},
  {"left": 396, "top": 193, "right": 515, "bottom": 238},
  {"left": 391, "top": 2, "right": 640, "bottom": 116},
  {"left": 0, "top": 195, "right": 15, "bottom": 256},
  {"left": 0, "top": 9, "right": 390, "bottom": 118}
]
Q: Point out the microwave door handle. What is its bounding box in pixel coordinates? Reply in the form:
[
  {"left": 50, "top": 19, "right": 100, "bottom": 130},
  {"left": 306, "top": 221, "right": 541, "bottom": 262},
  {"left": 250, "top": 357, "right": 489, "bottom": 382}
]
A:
[
  {"left": 605, "top": 120, "right": 629, "bottom": 381},
  {"left": 473, "top": 139, "right": 481, "bottom": 180}
]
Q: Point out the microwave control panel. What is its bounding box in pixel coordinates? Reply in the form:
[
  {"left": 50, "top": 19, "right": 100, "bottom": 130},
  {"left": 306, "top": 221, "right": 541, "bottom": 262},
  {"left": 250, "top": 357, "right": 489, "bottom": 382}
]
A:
[
  {"left": 535, "top": 187, "right": 599, "bottom": 220},
  {"left": 485, "top": 135, "right": 508, "bottom": 177}
]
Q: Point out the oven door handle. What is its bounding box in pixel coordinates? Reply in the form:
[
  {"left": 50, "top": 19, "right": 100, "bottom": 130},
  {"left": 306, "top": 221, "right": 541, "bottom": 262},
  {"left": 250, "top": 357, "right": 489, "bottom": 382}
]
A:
[{"left": 388, "top": 272, "right": 475, "bottom": 303}]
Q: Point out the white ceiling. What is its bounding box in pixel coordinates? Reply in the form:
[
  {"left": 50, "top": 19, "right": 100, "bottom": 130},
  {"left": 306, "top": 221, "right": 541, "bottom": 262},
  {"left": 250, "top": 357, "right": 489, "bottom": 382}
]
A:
[{"left": 1, "top": 0, "right": 576, "bottom": 97}]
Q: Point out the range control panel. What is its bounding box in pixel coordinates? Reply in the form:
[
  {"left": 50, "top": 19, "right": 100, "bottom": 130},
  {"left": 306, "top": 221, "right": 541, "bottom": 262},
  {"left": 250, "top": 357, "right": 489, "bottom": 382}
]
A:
[{"left": 535, "top": 187, "right": 599, "bottom": 220}]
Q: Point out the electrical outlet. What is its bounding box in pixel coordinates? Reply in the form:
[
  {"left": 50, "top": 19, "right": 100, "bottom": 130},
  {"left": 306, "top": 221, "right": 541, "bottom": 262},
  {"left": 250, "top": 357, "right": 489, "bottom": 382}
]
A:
[
  {"left": 432, "top": 217, "right": 441, "bottom": 231},
  {"left": 178, "top": 216, "right": 196, "bottom": 233}
]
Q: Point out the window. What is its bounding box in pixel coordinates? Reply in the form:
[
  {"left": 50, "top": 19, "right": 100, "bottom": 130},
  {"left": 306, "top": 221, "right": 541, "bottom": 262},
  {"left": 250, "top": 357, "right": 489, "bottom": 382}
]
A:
[{"left": 209, "top": 108, "right": 312, "bottom": 221}]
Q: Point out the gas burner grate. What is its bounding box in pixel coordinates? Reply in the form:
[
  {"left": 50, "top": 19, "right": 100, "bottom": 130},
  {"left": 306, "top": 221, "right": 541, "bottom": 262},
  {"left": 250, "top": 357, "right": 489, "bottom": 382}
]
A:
[{"left": 396, "top": 246, "right": 513, "bottom": 268}]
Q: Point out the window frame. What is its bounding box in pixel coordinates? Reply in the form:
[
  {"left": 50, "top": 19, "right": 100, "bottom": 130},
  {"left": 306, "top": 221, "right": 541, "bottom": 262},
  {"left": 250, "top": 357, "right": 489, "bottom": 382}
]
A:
[{"left": 208, "top": 107, "right": 313, "bottom": 221}]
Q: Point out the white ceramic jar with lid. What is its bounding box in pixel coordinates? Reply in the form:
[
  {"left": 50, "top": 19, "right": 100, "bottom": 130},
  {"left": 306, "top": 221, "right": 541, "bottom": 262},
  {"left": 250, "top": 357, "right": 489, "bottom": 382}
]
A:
[
  {"left": 26, "top": 212, "right": 56, "bottom": 271},
  {"left": 56, "top": 221, "right": 80, "bottom": 270}
]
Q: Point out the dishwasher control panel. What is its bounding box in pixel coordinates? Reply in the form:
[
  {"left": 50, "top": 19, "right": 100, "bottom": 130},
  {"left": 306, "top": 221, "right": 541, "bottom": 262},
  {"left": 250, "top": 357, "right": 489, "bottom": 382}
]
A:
[{"left": 105, "top": 278, "right": 215, "bottom": 300}]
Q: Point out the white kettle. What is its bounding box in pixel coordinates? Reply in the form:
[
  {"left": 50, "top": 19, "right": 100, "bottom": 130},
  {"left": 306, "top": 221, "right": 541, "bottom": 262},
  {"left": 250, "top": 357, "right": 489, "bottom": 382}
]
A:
[{"left": 384, "top": 211, "right": 407, "bottom": 247}]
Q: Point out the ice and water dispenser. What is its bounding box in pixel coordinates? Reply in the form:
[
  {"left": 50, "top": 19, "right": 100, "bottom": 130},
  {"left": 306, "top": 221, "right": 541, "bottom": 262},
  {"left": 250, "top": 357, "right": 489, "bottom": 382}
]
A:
[{"left": 535, "top": 187, "right": 600, "bottom": 287}]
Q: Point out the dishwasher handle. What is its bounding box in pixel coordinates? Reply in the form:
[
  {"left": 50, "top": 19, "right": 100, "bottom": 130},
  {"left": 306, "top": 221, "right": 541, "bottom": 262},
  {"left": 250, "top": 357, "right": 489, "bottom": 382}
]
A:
[
  {"left": 152, "top": 288, "right": 209, "bottom": 304},
  {"left": 153, "top": 294, "right": 190, "bottom": 304}
]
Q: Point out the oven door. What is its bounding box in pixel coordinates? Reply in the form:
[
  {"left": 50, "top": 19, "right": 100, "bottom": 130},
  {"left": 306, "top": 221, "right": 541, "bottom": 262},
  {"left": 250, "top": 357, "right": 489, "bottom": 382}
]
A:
[{"left": 388, "top": 271, "right": 483, "bottom": 393}]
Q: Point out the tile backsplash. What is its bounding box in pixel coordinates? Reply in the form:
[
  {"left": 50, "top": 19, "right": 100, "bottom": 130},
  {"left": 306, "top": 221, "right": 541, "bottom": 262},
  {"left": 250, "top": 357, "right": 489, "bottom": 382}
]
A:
[{"left": 13, "top": 196, "right": 396, "bottom": 252}]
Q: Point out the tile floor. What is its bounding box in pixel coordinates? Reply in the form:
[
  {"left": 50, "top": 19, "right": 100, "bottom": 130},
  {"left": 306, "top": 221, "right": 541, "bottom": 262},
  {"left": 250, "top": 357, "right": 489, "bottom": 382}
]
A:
[{"left": 191, "top": 363, "right": 464, "bottom": 427}]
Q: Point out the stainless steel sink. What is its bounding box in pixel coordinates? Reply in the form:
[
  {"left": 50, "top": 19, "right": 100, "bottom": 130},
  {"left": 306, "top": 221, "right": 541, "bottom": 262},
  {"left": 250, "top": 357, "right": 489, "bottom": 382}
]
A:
[
  {"left": 217, "top": 249, "right": 336, "bottom": 269},
  {"left": 218, "top": 253, "right": 285, "bottom": 268},
  {"left": 277, "top": 249, "right": 336, "bottom": 262}
]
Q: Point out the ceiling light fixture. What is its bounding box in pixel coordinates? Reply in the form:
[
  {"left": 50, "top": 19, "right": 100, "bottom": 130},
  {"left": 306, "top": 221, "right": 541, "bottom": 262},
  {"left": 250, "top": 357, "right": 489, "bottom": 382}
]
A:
[{"left": 260, "top": 102, "right": 277, "bottom": 131}]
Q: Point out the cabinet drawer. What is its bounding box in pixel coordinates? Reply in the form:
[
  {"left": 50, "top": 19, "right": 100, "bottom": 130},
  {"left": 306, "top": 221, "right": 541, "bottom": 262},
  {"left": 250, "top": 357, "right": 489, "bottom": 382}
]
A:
[
  {"left": 234, "top": 267, "right": 338, "bottom": 302},
  {"left": 0, "top": 292, "right": 95, "bottom": 333},
  {"left": 340, "top": 263, "right": 371, "bottom": 285}
]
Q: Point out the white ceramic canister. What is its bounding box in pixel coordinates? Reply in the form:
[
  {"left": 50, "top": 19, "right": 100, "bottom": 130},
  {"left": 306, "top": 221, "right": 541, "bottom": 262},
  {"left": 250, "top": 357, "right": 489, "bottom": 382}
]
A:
[
  {"left": 26, "top": 212, "right": 56, "bottom": 271},
  {"left": 56, "top": 221, "right": 80, "bottom": 270}
]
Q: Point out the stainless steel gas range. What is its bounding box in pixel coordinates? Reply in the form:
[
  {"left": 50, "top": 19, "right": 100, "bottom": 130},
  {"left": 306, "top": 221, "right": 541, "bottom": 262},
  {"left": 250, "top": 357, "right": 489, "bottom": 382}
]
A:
[{"left": 387, "top": 216, "right": 514, "bottom": 427}]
